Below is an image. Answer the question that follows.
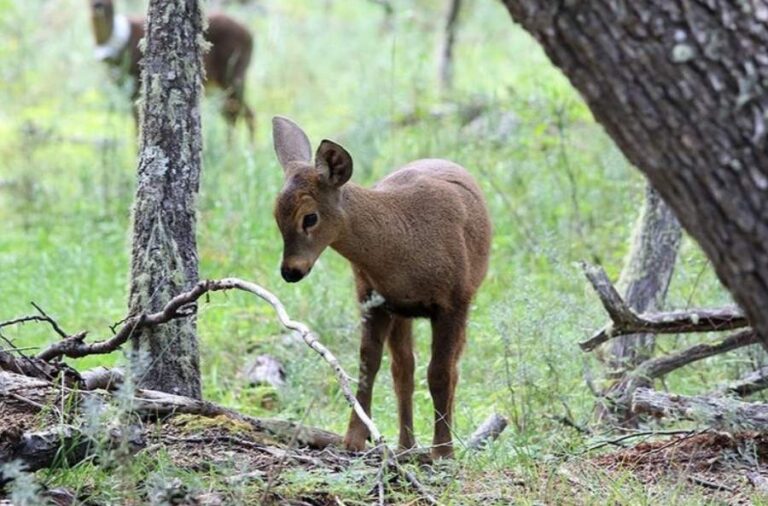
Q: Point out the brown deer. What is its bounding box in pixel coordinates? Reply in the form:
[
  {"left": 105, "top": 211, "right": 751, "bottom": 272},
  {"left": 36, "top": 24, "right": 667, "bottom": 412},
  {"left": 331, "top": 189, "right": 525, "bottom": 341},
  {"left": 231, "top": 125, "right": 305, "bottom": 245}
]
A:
[
  {"left": 89, "top": 0, "right": 255, "bottom": 138},
  {"left": 271, "top": 116, "right": 491, "bottom": 459}
]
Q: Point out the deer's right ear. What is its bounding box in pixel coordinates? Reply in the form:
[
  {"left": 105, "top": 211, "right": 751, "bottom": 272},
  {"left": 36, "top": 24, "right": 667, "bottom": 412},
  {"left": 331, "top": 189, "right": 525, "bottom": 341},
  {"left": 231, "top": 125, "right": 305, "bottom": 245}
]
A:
[{"left": 272, "top": 116, "right": 312, "bottom": 170}]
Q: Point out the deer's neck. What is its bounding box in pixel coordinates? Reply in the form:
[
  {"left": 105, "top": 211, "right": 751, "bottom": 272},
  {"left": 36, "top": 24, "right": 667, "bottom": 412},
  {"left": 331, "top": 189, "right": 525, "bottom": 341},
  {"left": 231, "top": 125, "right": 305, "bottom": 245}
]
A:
[
  {"left": 93, "top": 13, "right": 131, "bottom": 61},
  {"left": 332, "top": 184, "right": 404, "bottom": 269}
]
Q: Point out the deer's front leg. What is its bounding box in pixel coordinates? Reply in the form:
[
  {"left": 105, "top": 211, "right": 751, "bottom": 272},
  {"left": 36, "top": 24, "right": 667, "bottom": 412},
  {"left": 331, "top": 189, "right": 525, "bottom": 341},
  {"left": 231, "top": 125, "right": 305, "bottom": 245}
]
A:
[
  {"left": 343, "top": 306, "right": 392, "bottom": 452},
  {"left": 428, "top": 307, "right": 468, "bottom": 459}
]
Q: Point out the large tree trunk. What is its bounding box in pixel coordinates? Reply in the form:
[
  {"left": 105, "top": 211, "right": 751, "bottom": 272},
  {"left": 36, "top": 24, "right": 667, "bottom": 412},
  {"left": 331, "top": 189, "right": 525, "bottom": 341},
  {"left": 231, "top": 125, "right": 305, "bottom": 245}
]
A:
[
  {"left": 597, "top": 185, "right": 682, "bottom": 425},
  {"left": 129, "top": 0, "right": 205, "bottom": 398},
  {"left": 500, "top": 2, "right": 768, "bottom": 346}
]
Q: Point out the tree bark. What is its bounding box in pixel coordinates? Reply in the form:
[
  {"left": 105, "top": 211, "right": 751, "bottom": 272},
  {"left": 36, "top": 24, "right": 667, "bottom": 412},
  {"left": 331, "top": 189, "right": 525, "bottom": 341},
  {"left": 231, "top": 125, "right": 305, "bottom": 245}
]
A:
[
  {"left": 607, "top": 185, "right": 682, "bottom": 371},
  {"left": 437, "top": 0, "right": 462, "bottom": 92},
  {"left": 129, "top": 0, "right": 205, "bottom": 397},
  {"left": 596, "top": 186, "right": 681, "bottom": 425},
  {"left": 500, "top": 1, "right": 768, "bottom": 347}
]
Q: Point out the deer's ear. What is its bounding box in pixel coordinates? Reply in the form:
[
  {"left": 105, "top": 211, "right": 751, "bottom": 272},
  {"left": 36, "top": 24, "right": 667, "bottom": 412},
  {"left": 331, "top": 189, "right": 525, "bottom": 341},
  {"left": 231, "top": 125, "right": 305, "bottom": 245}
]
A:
[
  {"left": 315, "top": 140, "right": 353, "bottom": 188},
  {"left": 272, "top": 116, "right": 312, "bottom": 170}
]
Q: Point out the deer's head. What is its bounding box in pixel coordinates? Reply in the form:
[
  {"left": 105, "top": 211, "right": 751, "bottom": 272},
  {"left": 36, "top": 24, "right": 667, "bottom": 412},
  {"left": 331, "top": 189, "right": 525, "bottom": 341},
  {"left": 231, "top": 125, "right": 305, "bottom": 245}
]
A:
[
  {"left": 272, "top": 116, "right": 353, "bottom": 283},
  {"left": 89, "top": 0, "right": 116, "bottom": 44}
]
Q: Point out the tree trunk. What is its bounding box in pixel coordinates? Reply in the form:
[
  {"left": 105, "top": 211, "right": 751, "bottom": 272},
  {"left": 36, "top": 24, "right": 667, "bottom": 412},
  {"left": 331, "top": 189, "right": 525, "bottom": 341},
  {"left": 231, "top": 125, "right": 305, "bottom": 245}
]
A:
[
  {"left": 129, "top": 0, "right": 205, "bottom": 398},
  {"left": 500, "top": 2, "right": 768, "bottom": 347},
  {"left": 437, "top": 0, "right": 462, "bottom": 93},
  {"left": 597, "top": 185, "right": 682, "bottom": 425},
  {"left": 609, "top": 185, "right": 682, "bottom": 370}
]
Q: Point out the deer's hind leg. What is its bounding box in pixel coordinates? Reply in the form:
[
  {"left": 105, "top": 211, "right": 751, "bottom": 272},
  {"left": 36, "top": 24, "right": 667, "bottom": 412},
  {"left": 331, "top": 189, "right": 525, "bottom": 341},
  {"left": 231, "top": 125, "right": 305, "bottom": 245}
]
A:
[
  {"left": 428, "top": 306, "right": 468, "bottom": 459},
  {"left": 388, "top": 316, "right": 416, "bottom": 451}
]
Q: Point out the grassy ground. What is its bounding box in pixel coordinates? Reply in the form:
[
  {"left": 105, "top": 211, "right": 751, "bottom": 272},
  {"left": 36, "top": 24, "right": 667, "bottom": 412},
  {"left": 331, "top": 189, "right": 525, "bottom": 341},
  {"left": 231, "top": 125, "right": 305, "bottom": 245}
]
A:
[{"left": 0, "top": 0, "right": 761, "bottom": 503}]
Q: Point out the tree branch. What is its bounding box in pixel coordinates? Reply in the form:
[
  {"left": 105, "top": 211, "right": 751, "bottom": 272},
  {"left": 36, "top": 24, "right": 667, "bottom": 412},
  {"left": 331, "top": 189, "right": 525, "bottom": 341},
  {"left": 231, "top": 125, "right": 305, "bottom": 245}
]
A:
[
  {"left": 579, "top": 263, "right": 749, "bottom": 351},
  {"left": 636, "top": 329, "right": 758, "bottom": 380}
]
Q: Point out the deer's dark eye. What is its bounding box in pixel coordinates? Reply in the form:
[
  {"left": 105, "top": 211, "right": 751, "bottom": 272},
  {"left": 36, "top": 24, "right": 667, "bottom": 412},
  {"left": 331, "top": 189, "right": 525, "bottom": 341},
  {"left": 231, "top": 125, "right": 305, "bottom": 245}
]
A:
[{"left": 302, "top": 213, "right": 318, "bottom": 230}]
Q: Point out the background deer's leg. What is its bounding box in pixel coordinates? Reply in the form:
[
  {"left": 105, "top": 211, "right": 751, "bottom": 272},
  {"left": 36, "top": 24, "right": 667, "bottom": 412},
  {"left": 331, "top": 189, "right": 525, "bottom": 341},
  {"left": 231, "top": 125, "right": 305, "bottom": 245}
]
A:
[
  {"left": 428, "top": 306, "right": 468, "bottom": 459},
  {"left": 388, "top": 316, "right": 416, "bottom": 450},
  {"left": 343, "top": 306, "right": 392, "bottom": 451}
]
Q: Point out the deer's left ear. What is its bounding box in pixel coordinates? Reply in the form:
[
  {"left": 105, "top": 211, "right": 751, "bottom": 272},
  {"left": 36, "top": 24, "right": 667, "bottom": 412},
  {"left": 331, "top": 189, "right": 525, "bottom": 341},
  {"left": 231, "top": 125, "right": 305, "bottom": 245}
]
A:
[{"left": 316, "top": 139, "right": 353, "bottom": 188}]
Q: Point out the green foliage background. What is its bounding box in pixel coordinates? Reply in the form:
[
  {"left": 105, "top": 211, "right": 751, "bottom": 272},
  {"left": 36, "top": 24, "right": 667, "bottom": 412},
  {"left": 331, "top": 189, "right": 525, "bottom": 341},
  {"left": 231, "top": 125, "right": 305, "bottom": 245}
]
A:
[{"left": 0, "top": 0, "right": 753, "bottom": 502}]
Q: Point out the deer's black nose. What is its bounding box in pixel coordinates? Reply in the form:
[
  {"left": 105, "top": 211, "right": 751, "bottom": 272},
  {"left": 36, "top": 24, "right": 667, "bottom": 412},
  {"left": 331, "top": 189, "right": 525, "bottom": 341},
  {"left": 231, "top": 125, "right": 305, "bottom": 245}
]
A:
[{"left": 281, "top": 266, "right": 305, "bottom": 283}]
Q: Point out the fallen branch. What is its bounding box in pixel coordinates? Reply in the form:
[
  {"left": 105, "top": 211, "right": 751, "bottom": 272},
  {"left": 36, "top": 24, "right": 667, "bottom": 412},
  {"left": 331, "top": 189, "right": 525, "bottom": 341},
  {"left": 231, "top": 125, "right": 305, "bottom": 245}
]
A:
[
  {"left": 687, "top": 475, "right": 736, "bottom": 493},
  {"left": 466, "top": 413, "right": 508, "bottom": 450},
  {"left": 631, "top": 387, "right": 768, "bottom": 429},
  {"left": 579, "top": 263, "right": 748, "bottom": 351},
  {"left": 719, "top": 365, "right": 768, "bottom": 398},
  {"left": 596, "top": 329, "right": 760, "bottom": 410},
  {"left": 81, "top": 366, "right": 125, "bottom": 391},
  {"left": 634, "top": 329, "right": 758, "bottom": 380},
  {"left": 0, "top": 349, "right": 80, "bottom": 384},
  {"left": 582, "top": 429, "right": 698, "bottom": 453}
]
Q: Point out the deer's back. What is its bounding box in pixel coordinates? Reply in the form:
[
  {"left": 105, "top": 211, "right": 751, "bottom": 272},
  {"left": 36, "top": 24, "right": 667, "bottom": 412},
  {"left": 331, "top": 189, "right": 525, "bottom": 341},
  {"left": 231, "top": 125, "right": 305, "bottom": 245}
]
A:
[{"left": 362, "top": 159, "right": 491, "bottom": 309}]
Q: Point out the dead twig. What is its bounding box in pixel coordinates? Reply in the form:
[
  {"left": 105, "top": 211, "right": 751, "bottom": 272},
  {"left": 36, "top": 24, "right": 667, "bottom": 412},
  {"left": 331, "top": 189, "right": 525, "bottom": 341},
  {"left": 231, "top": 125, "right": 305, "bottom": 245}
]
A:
[
  {"left": 579, "top": 263, "right": 748, "bottom": 351},
  {"left": 30, "top": 303, "right": 68, "bottom": 338},
  {"left": 687, "top": 474, "right": 736, "bottom": 493},
  {"left": 583, "top": 429, "right": 699, "bottom": 453}
]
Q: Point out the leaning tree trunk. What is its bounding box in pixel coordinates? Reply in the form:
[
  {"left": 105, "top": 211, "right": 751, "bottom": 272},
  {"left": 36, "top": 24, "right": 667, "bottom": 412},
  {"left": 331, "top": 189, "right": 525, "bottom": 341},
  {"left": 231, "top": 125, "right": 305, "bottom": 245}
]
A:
[
  {"left": 500, "top": 2, "right": 768, "bottom": 347},
  {"left": 437, "top": 0, "right": 462, "bottom": 93},
  {"left": 596, "top": 185, "right": 682, "bottom": 426},
  {"left": 129, "top": 0, "right": 205, "bottom": 398}
]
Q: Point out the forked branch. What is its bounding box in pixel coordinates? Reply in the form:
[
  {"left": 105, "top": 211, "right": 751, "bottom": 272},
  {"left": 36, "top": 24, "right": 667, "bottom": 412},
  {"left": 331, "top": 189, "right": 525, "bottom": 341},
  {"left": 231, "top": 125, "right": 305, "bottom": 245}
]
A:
[{"left": 579, "top": 263, "right": 749, "bottom": 351}]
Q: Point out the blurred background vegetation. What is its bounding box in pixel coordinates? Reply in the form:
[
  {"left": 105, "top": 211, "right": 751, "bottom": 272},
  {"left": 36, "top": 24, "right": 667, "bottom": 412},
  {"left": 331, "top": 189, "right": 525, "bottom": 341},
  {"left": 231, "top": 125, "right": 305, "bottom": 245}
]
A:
[{"left": 0, "top": 0, "right": 751, "bottom": 502}]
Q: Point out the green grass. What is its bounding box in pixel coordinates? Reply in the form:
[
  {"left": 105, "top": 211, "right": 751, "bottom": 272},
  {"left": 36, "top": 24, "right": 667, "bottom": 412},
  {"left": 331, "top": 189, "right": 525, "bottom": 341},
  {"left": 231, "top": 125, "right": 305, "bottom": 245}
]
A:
[{"left": 0, "top": 0, "right": 752, "bottom": 503}]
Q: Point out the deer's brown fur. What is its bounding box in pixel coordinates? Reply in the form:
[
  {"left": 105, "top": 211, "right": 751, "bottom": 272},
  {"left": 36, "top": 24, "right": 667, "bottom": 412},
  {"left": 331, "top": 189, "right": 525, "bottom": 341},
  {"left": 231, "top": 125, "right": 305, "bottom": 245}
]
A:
[
  {"left": 272, "top": 116, "right": 491, "bottom": 459},
  {"left": 89, "top": 0, "right": 255, "bottom": 138}
]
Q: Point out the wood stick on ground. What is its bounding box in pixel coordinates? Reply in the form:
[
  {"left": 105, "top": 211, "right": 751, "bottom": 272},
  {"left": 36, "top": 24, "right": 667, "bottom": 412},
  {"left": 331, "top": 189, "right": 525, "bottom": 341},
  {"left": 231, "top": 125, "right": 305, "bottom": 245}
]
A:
[
  {"left": 466, "top": 412, "right": 508, "bottom": 450},
  {"left": 80, "top": 366, "right": 125, "bottom": 391},
  {"left": 582, "top": 429, "right": 699, "bottom": 453},
  {"left": 632, "top": 387, "right": 768, "bottom": 429},
  {"left": 579, "top": 263, "right": 748, "bottom": 351}
]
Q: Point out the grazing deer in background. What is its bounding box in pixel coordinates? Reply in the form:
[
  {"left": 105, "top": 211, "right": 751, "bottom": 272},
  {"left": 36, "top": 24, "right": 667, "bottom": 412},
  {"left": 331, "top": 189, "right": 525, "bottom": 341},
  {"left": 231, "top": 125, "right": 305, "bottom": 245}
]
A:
[
  {"left": 271, "top": 116, "right": 491, "bottom": 459},
  {"left": 89, "top": 0, "right": 255, "bottom": 138}
]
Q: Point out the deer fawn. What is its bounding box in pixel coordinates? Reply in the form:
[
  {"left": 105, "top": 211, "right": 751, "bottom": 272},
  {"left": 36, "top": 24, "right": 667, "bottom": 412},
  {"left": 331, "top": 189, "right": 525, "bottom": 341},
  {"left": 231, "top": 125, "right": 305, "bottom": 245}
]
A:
[
  {"left": 272, "top": 117, "right": 491, "bottom": 459},
  {"left": 89, "top": 0, "right": 255, "bottom": 138}
]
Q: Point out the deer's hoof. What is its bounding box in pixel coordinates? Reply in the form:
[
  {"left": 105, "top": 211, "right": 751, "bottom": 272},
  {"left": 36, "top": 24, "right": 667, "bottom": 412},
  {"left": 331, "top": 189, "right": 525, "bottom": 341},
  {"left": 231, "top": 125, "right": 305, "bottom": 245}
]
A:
[{"left": 343, "top": 428, "right": 368, "bottom": 453}]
